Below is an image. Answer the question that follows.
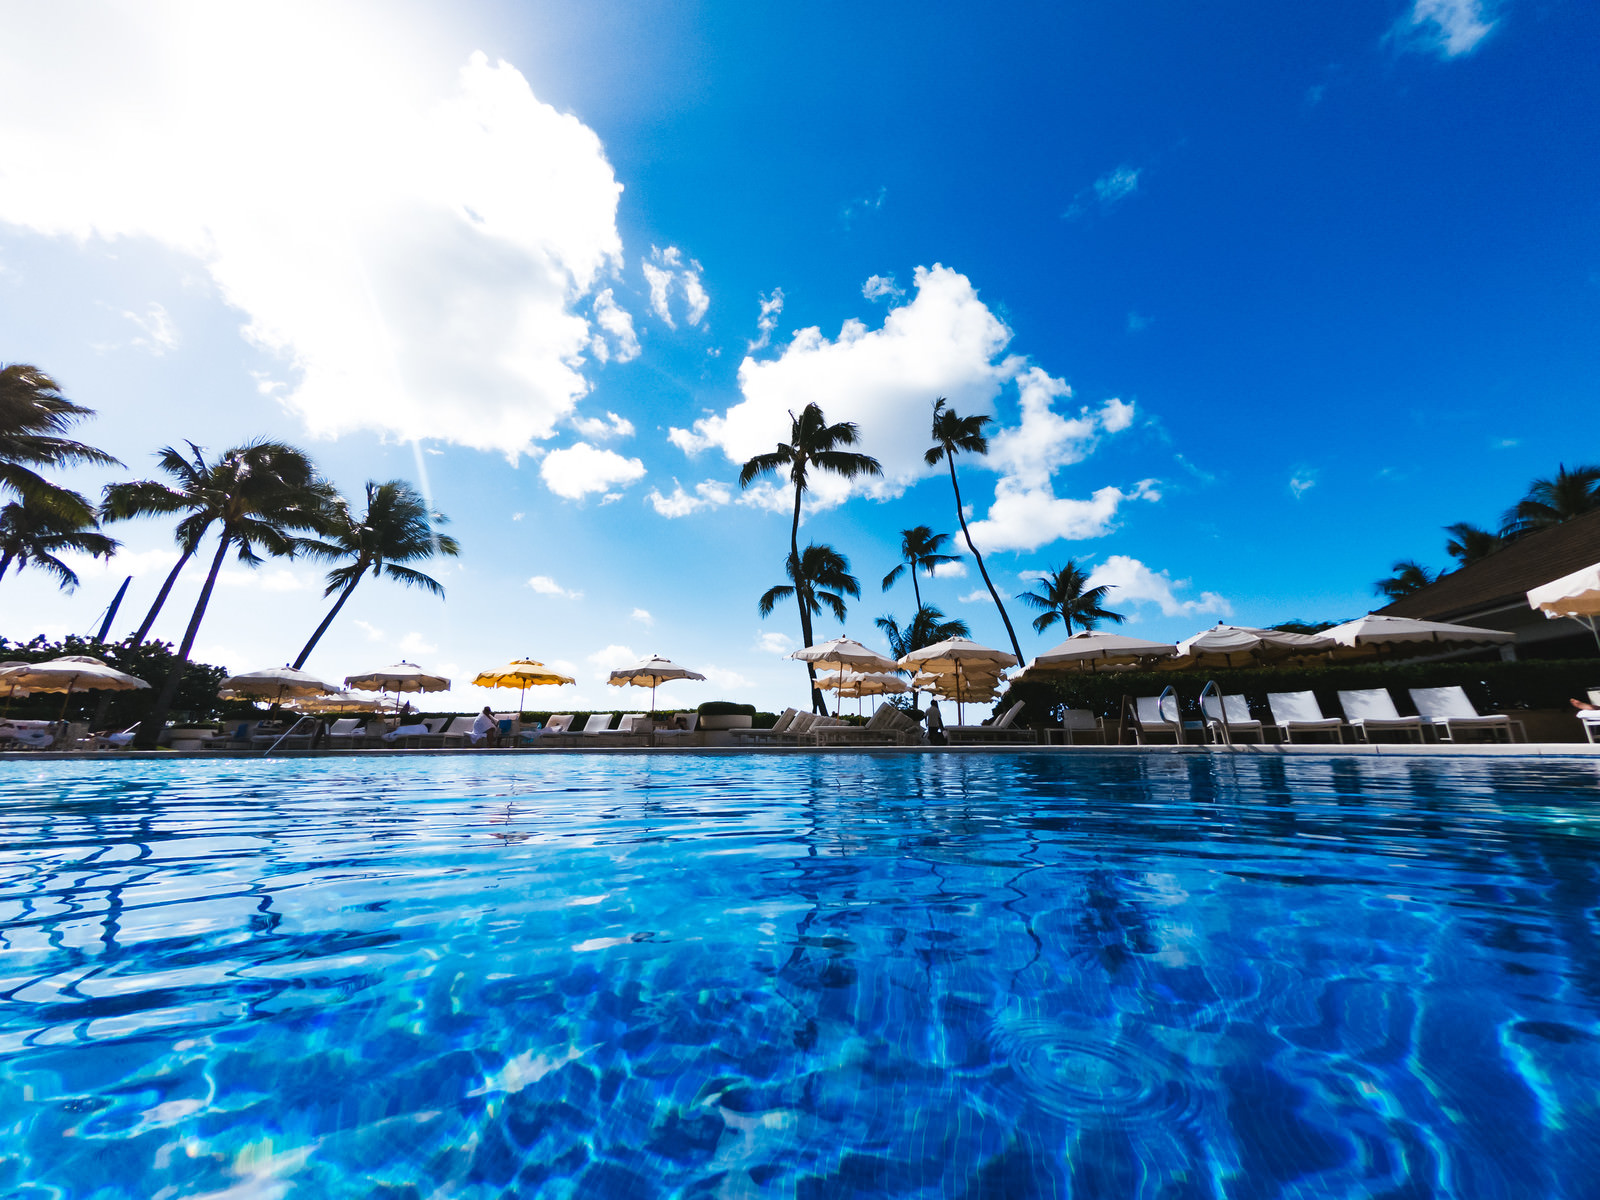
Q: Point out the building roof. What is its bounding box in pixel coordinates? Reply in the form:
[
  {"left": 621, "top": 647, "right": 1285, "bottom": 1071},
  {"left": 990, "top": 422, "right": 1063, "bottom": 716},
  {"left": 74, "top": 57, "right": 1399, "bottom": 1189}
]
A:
[{"left": 1381, "top": 509, "right": 1600, "bottom": 623}]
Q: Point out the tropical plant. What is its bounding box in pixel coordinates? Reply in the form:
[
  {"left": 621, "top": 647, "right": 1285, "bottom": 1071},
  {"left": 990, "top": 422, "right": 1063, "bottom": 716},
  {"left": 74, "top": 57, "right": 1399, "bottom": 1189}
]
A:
[
  {"left": 1373, "top": 559, "right": 1437, "bottom": 600},
  {"left": 1015, "top": 560, "right": 1124, "bottom": 636},
  {"left": 133, "top": 441, "right": 336, "bottom": 747},
  {"left": 0, "top": 497, "right": 119, "bottom": 589},
  {"left": 924, "top": 397, "right": 1024, "bottom": 665},
  {"left": 759, "top": 542, "right": 861, "bottom": 710},
  {"left": 740, "top": 403, "right": 882, "bottom": 711},
  {"left": 1500, "top": 463, "right": 1600, "bottom": 537},
  {"left": 0, "top": 363, "right": 121, "bottom": 523},
  {"left": 881, "top": 525, "right": 960, "bottom": 611},
  {"left": 292, "top": 481, "right": 460, "bottom": 668},
  {"left": 1443, "top": 521, "right": 1502, "bottom": 567}
]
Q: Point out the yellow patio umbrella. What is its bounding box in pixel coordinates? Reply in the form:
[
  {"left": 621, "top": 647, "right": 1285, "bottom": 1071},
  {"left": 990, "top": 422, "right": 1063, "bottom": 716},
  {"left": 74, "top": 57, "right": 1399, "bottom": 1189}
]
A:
[{"left": 470, "top": 658, "right": 576, "bottom": 712}]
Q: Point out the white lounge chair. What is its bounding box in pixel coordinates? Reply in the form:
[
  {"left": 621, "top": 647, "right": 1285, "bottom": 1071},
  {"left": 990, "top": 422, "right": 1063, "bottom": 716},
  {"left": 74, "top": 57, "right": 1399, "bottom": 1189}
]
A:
[
  {"left": 1580, "top": 708, "right": 1600, "bottom": 743},
  {"left": 1201, "top": 693, "right": 1266, "bottom": 743},
  {"left": 1056, "top": 709, "right": 1106, "bottom": 744},
  {"left": 1337, "top": 690, "right": 1425, "bottom": 743},
  {"left": 324, "top": 717, "right": 364, "bottom": 749},
  {"left": 732, "top": 708, "right": 801, "bottom": 744},
  {"left": 1266, "top": 692, "right": 1345, "bottom": 743},
  {"left": 1129, "top": 695, "right": 1190, "bottom": 744},
  {"left": 947, "top": 701, "right": 1033, "bottom": 744},
  {"left": 1408, "top": 687, "right": 1524, "bottom": 743},
  {"left": 811, "top": 705, "right": 915, "bottom": 746}
]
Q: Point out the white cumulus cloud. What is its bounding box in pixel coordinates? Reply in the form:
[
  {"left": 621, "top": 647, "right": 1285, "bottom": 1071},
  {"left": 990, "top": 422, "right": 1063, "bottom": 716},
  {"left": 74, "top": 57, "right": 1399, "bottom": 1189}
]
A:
[
  {"left": 1396, "top": 0, "right": 1496, "bottom": 58},
  {"left": 931, "top": 560, "right": 968, "bottom": 578},
  {"left": 540, "top": 442, "right": 646, "bottom": 500},
  {"left": 1087, "top": 555, "right": 1231, "bottom": 620},
  {"left": 645, "top": 479, "right": 733, "bottom": 518},
  {"left": 590, "top": 289, "right": 641, "bottom": 364},
  {"left": 571, "top": 411, "right": 635, "bottom": 440},
  {"left": 862, "top": 274, "right": 903, "bottom": 301},
  {"left": 528, "top": 574, "right": 583, "bottom": 599},
  {"left": 0, "top": 12, "right": 627, "bottom": 460},
  {"left": 631, "top": 608, "right": 654, "bottom": 626}
]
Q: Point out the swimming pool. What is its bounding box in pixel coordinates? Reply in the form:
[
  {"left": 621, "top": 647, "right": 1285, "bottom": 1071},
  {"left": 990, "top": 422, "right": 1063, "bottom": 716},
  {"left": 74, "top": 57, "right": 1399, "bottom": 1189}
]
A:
[{"left": 1, "top": 753, "right": 1597, "bottom": 1198}]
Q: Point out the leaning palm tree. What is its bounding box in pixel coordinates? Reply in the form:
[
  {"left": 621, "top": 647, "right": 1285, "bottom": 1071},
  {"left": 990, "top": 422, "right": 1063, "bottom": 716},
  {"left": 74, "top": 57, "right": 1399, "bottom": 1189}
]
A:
[
  {"left": 924, "top": 397, "right": 1024, "bottom": 665},
  {"left": 1374, "top": 559, "right": 1436, "bottom": 601},
  {"left": 292, "top": 480, "right": 461, "bottom": 668},
  {"left": 1015, "top": 560, "right": 1125, "bottom": 636},
  {"left": 0, "top": 496, "right": 119, "bottom": 589},
  {"left": 1500, "top": 463, "right": 1600, "bottom": 538},
  {"left": 740, "top": 404, "right": 881, "bottom": 709},
  {"left": 102, "top": 443, "right": 230, "bottom": 645},
  {"left": 1443, "top": 521, "right": 1501, "bottom": 567},
  {"left": 881, "top": 525, "right": 960, "bottom": 611},
  {"left": 135, "top": 441, "right": 337, "bottom": 748},
  {"left": 0, "top": 363, "right": 121, "bottom": 523},
  {"left": 758, "top": 542, "right": 861, "bottom": 712}
]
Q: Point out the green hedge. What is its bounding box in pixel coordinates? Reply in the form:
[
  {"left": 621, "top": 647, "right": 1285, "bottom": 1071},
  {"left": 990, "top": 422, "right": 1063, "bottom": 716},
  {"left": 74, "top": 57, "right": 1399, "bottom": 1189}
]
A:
[
  {"left": 1002, "top": 657, "right": 1600, "bottom": 725},
  {"left": 697, "top": 701, "right": 757, "bottom": 718},
  {"left": 1, "top": 635, "right": 232, "bottom": 725}
]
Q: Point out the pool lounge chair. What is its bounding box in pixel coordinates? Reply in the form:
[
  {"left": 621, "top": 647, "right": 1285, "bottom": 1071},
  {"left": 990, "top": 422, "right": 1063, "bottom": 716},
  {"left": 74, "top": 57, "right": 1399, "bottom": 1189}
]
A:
[
  {"left": 440, "top": 715, "right": 480, "bottom": 747},
  {"left": 1408, "top": 687, "right": 1525, "bottom": 743},
  {"left": 810, "top": 705, "right": 917, "bottom": 746},
  {"left": 732, "top": 708, "right": 801, "bottom": 744},
  {"left": 592, "top": 714, "right": 652, "bottom": 745},
  {"left": 1581, "top": 707, "right": 1600, "bottom": 743},
  {"left": 1056, "top": 709, "right": 1107, "bottom": 744},
  {"left": 1266, "top": 692, "right": 1345, "bottom": 743},
  {"left": 324, "top": 717, "right": 365, "bottom": 749},
  {"left": 1129, "top": 696, "right": 1191, "bottom": 744},
  {"left": 1201, "top": 693, "right": 1267, "bottom": 744},
  {"left": 1337, "top": 690, "right": 1425, "bottom": 743},
  {"left": 652, "top": 712, "right": 700, "bottom": 745},
  {"left": 947, "top": 701, "right": 1033, "bottom": 745}
]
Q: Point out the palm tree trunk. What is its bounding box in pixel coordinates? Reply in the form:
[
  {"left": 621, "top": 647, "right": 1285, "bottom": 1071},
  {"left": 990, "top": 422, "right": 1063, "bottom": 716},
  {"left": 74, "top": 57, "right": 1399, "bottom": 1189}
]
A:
[
  {"left": 0, "top": 551, "right": 13, "bottom": 582},
  {"left": 789, "top": 475, "right": 824, "bottom": 714},
  {"left": 135, "top": 532, "right": 230, "bottom": 749},
  {"left": 129, "top": 548, "right": 193, "bottom": 646},
  {"left": 293, "top": 577, "right": 361, "bottom": 669},
  {"left": 910, "top": 564, "right": 923, "bottom": 612},
  {"left": 947, "top": 458, "right": 1025, "bottom": 666}
]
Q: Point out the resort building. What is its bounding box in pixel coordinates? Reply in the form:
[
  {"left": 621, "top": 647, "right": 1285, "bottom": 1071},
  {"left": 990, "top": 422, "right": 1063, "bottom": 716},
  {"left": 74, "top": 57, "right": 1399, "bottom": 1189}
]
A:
[{"left": 1379, "top": 509, "right": 1600, "bottom": 659}]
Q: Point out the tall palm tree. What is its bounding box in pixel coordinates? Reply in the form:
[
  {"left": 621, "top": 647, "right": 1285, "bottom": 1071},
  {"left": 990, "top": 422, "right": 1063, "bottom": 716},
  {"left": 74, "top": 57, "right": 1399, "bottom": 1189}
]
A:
[
  {"left": 759, "top": 542, "right": 861, "bottom": 711},
  {"left": 1374, "top": 559, "right": 1436, "bottom": 600},
  {"left": 0, "top": 363, "right": 121, "bottom": 523},
  {"left": 876, "top": 604, "right": 970, "bottom": 712},
  {"left": 1015, "top": 560, "right": 1125, "bottom": 636},
  {"left": 103, "top": 443, "right": 230, "bottom": 645},
  {"left": 881, "top": 525, "right": 960, "bottom": 611},
  {"left": 924, "top": 397, "right": 1024, "bottom": 665},
  {"left": 1501, "top": 463, "right": 1600, "bottom": 537},
  {"left": 292, "top": 480, "right": 461, "bottom": 668},
  {"left": 0, "top": 497, "right": 119, "bottom": 589},
  {"left": 740, "top": 404, "right": 881, "bottom": 711},
  {"left": 1443, "top": 521, "right": 1501, "bottom": 567},
  {"left": 135, "top": 441, "right": 336, "bottom": 748}
]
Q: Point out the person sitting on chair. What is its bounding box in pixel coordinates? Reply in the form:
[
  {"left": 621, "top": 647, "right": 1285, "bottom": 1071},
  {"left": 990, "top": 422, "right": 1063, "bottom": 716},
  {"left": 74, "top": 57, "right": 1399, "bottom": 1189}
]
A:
[{"left": 470, "top": 705, "right": 499, "bottom": 747}]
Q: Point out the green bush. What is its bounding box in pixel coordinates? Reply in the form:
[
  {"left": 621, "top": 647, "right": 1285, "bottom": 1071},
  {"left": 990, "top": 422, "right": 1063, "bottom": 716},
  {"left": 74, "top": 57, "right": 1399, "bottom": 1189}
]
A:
[
  {"left": 697, "top": 701, "right": 757, "bottom": 718},
  {"left": 1003, "top": 657, "right": 1600, "bottom": 725}
]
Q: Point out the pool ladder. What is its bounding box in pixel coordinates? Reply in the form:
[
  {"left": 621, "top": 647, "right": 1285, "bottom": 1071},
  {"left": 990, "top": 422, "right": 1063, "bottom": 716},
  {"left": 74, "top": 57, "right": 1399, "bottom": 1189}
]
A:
[
  {"left": 262, "top": 715, "right": 319, "bottom": 757},
  {"left": 1198, "top": 679, "right": 1235, "bottom": 746}
]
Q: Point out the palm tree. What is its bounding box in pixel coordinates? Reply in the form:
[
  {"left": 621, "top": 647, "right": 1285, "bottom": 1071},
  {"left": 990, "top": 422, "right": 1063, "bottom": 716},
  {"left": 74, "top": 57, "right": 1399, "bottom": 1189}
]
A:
[
  {"left": 1443, "top": 521, "right": 1501, "bottom": 567},
  {"left": 134, "top": 441, "right": 336, "bottom": 748},
  {"left": 0, "top": 497, "right": 119, "bottom": 589},
  {"left": 1374, "top": 559, "right": 1436, "bottom": 600},
  {"left": 876, "top": 604, "right": 970, "bottom": 712},
  {"left": 103, "top": 443, "right": 230, "bottom": 645},
  {"left": 292, "top": 481, "right": 460, "bottom": 668},
  {"left": 1015, "top": 560, "right": 1125, "bottom": 636},
  {"left": 759, "top": 542, "right": 860, "bottom": 711},
  {"left": 740, "top": 404, "right": 881, "bottom": 711},
  {"left": 1, "top": 363, "right": 121, "bottom": 523},
  {"left": 924, "top": 397, "right": 1024, "bottom": 665},
  {"left": 881, "top": 525, "right": 960, "bottom": 611},
  {"left": 1501, "top": 463, "right": 1600, "bottom": 537}
]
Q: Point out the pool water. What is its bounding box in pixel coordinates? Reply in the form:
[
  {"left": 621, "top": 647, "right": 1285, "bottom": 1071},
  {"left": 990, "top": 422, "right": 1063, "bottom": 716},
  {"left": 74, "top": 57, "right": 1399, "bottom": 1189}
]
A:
[{"left": 2, "top": 753, "right": 1598, "bottom": 1198}]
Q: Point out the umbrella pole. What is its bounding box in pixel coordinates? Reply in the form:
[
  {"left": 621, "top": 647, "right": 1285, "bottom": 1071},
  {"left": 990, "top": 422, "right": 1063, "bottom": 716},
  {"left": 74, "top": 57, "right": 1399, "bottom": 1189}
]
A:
[{"left": 59, "top": 680, "right": 78, "bottom": 722}]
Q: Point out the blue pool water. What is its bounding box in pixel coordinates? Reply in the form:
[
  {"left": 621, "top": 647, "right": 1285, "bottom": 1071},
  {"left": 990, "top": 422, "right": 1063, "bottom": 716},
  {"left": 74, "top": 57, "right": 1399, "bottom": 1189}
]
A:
[{"left": 2, "top": 753, "right": 1599, "bottom": 1199}]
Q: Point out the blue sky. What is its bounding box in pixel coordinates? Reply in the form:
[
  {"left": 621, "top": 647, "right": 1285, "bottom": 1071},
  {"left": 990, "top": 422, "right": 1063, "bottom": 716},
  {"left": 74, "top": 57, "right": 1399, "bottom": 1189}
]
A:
[{"left": 1, "top": 0, "right": 1596, "bottom": 713}]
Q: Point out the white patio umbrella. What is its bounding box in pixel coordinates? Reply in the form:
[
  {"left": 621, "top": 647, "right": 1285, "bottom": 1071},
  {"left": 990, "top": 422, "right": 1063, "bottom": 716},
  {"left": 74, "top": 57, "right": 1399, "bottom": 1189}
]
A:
[
  {"left": 344, "top": 661, "right": 452, "bottom": 694},
  {"left": 1025, "top": 631, "right": 1179, "bottom": 674},
  {"left": 1321, "top": 614, "right": 1514, "bottom": 657},
  {"left": 0, "top": 662, "right": 31, "bottom": 710},
  {"left": 1527, "top": 561, "right": 1600, "bottom": 650},
  {"left": 289, "top": 691, "right": 399, "bottom": 714},
  {"left": 819, "top": 669, "right": 907, "bottom": 714},
  {"left": 1164, "top": 624, "right": 1336, "bottom": 670},
  {"left": 607, "top": 653, "right": 707, "bottom": 712},
  {"left": 791, "top": 637, "right": 900, "bottom": 674},
  {"left": 1, "top": 656, "right": 150, "bottom": 719},
  {"left": 218, "top": 666, "right": 342, "bottom": 705},
  {"left": 900, "top": 638, "right": 1016, "bottom": 724}
]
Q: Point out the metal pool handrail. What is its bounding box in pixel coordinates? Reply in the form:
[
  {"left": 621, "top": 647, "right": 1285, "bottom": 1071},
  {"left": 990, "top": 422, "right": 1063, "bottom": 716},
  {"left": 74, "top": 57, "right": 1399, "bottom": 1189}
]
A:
[
  {"left": 1200, "top": 679, "right": 1232, "bottom": 746},
  {"left": 263, "top": 715, "right": 318, "bottom": 757}
]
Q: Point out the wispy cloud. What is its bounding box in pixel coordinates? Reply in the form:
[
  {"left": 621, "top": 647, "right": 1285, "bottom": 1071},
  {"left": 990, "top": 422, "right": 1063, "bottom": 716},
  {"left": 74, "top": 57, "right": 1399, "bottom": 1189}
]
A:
[
  {"left": 645, "top": 478, "right": 733, "bottom": 518},
  {"left": 1289, "top": 468, "right": 1317, "bottom": 500},
  {"left": 528, "top": 574, "right": 583, "bottom": 599},
  {"left": 841, "top": 186, "right": 886, "bottom": 228},
  {"left": 1064, "top": 164, "right": 1143, "bottom": 220},
  {"left": 124, "top": 301, "right": 179, "bottom": 355},
  {"left": 1393, "top": 0, "right": 1497, "bottom": 59},
  {"left": 631, "top": 608, "right": 654, "bottom": 626},
  {"left": 641, "top": 245, "right": 709, "bottom": 329},
  {"left": 748, "top": 288, "right": 784, "bottom": 352},
  {"left": 862, "top": 274, "right": 903, "bottom": 302}
]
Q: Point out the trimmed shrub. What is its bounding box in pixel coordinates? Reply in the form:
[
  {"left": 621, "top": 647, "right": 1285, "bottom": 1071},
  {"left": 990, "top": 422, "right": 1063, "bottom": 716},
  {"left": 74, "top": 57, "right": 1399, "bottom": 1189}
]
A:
[{"left": 697, "top": 701, "right": 757, "bottom": 718}]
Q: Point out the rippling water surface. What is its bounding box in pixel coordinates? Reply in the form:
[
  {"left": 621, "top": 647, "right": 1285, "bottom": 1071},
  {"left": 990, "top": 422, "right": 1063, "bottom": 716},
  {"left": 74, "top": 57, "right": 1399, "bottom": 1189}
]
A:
[{"left": 2, "top": 753, "right": 1599, "bottom": 1198}]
